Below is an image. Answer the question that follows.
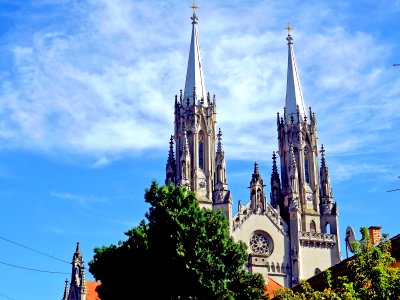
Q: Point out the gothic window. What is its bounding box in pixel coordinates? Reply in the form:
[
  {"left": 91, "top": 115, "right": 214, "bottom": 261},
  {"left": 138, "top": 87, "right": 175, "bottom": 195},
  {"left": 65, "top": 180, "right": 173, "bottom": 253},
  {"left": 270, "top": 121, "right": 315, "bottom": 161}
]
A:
[
  {"left": 326, "top": 222, "right": 331, "bottom": 234},
  {"left": 249, "top": 231, "right": 274, "bottom": 256},
  {"left": 198, "top": 131, "right": 204, "bottom": 170},
  {"left": 304, "top": 147, "right": 310, "bottom": 184},
  {"left": 310, "top": 220, "right": 316, "bottom": 233}
]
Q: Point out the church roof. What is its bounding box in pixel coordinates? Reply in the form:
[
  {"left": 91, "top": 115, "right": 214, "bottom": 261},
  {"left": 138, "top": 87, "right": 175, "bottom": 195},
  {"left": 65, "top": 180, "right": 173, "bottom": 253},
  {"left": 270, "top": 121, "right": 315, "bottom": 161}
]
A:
[
  {"left": 183, "top": 8, "right": 207, "bottom": 106},
  {"left": 265, "top": 277, "right": 283, "bottom": 298},
  {"left": 86, "top": 281, "right": 100, "bottom": 300},
  {"left": 285, "top": 25, "right": 307, "bottom": 123}
]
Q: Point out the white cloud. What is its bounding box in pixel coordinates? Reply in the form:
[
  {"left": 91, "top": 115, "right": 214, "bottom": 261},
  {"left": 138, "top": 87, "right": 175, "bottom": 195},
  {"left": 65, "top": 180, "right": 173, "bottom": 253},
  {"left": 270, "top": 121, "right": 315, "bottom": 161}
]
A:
[
  {"left": 0, "top": 0, "right": 398, "bottom": 173},
  {"left": 50, "top": 191, "right": 108, "bottom": 207}
]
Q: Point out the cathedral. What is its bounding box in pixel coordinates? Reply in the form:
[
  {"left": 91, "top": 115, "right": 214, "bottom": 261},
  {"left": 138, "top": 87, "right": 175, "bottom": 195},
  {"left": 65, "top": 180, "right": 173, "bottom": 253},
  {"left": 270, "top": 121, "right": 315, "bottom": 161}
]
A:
[{"left": 165, "top": 8, "right": 341, "bottom": 287}]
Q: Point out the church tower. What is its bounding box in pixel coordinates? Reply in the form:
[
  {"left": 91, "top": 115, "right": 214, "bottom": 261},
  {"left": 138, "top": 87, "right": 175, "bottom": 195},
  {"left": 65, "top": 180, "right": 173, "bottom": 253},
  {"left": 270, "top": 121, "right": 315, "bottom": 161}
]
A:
[
  {"left": 273, "top": 27, "right": 341, "bottom": 283},
  {"left": 63, "top": 242, "right": 87, "bottom": 300},
  {"left": 164, "top": 6, "right": 341, "bottom": 288},
  {"left": 165, "top": 6, "right": 232, "bottom": 216}
]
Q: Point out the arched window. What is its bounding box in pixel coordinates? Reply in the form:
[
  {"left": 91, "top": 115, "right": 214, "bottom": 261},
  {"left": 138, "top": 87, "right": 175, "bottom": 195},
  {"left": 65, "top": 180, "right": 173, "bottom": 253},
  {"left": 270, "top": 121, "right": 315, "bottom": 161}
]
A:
[
  {"left": 310, "top": 220, "right": 316, "bottom": 233},
  {"left": 326, "top": 222, "right": 331, "bottom": 234},
  {"left": 304, "top": 147, "right": 310, "bottom": 184},
  {"left": 293, "top": 259, "right": 299, "bottom": 278},
  {"left": 198, "top": 131, "right": 204, "bottom": 170}
]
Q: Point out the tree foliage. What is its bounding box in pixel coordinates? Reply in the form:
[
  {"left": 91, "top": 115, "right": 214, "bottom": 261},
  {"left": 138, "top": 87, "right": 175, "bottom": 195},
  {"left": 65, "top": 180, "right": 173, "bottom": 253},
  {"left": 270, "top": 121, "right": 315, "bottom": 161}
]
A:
[
  {"left": 273, "top": 227, "right": 400, "bottom": 300},
  {"left": 89, "top": 182, "right": 267, "bottom": 300}
]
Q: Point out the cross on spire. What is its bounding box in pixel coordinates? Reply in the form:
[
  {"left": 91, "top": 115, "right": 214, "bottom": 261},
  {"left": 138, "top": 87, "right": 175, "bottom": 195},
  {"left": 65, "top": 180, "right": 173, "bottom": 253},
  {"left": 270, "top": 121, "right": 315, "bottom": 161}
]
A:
[
  {"left": 285, "top": 23, "right": 293, "bottom": 36},
  {"left": 321, "top": 144, "right": 326, "bottom": 157},
  {"left": 191, "top": 2, "right": 199, "bottom": 14}
]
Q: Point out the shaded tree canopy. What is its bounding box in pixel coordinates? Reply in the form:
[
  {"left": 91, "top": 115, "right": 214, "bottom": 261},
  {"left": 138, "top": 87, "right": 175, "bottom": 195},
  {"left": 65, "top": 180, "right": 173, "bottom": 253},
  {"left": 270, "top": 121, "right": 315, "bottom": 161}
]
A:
[
  {"left": 89, "top": 181, "right": 267, "bottom": 300},
  {"left": 273, "top": 227, "right": 400, "bottom": 300}
]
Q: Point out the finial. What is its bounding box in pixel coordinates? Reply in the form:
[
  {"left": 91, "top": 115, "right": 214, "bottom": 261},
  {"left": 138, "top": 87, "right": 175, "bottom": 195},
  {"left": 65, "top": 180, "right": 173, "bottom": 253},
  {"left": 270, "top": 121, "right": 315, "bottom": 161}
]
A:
[
  {"left": 321, "top": 144, "right": 325, "bottom": 156},
  {"left": 285, "top": 23, "right": 293, "bottom": 36},
  {"left": 254, "top": 162, "right": 259, "bottom": 174},
  {"left": 272, "top": 151, "right": 278, "bottom": 172},
  {"left": 169, "top": 135, "right": 174, "bottom": 147},
  {"left": 217, "top": 128, "right": 222, "bottom": 140},
  {"left": 285, "top": 23, "right": 293, "bottom": 44},
  {"left": 76, "top": 242, "right": 81, "bottom": 253},
  {"left": 191, "top": 2, "right": 199, "bottom": 14},
  {"left": 190, "top": 2, "right": 199, "bottom": 24}
]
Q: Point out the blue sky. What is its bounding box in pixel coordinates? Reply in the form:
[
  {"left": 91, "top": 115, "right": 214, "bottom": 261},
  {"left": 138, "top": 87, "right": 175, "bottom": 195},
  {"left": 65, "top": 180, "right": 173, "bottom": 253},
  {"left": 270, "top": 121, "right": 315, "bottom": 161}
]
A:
[{"left": 0, "top": 0, "right": 399, "bottom": 299}]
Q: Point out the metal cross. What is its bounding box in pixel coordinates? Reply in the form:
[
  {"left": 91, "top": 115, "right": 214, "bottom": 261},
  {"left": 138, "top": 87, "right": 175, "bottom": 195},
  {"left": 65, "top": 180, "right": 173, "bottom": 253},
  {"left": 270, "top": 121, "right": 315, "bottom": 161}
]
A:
[
  {"left": 191, "top": 2, "right": 199, "bottom": 14},
  {"left": 285, "top": 23, "right": 293, "bottom": 35}
]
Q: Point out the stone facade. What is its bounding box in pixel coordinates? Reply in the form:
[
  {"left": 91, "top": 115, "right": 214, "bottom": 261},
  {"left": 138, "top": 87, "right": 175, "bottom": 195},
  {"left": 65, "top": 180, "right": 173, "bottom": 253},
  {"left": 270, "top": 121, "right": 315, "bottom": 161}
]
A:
[{"left": 165, "top": 10, "right": 341, "bottom": 287}]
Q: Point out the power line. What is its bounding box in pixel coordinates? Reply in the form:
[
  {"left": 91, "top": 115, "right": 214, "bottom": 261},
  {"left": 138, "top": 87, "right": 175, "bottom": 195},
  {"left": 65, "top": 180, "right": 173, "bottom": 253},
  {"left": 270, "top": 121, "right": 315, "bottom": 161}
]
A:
[
  {"left": 0, "top": 260, "right": 69, "bottom": 275},
  {"left": 0, "top": 236, "right": 70, "bottom": 264}
]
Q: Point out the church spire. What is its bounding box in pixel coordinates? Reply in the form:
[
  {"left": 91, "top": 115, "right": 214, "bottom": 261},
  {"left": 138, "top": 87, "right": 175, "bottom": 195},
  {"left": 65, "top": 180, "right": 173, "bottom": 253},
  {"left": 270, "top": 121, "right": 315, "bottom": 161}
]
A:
[
  {"left": 320, "top": 144, "right": 333, "bottom": 201},
  {"left": 184, "top": 3, "right": 207, "bottom": 106},
  {"left": 285, "top": 24, "right": 306, "bottom": 123},
  {"left": 68, "top": 242, "right": 87, "bottom": 300},
  {"left": 62, "top": 279, "right": 69, "bottom": 300},
  {"left": 215, "top": 128, "right": 227, "bottom": 186},
  {"left": 165, "top": 135, "right": 176, "bottom": 185},
  {"left": 213, "top": 128, "right": 232, "bottom": 207},
  {"left": 270, "top": 151, "right": 282, "bottom": 210},
  {"left": 249, "top": 162, "right": 266, "bottom": 213},
  {"left": 180, "top": 128, "right": 191, "bottom": 189}
]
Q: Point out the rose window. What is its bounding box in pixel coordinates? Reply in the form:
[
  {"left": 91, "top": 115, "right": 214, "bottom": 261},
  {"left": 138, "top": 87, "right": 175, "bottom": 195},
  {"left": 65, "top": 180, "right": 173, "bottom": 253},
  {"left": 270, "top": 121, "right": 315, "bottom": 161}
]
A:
[{"left": 249, "top": 232, "right": 273, "bottom": 256}]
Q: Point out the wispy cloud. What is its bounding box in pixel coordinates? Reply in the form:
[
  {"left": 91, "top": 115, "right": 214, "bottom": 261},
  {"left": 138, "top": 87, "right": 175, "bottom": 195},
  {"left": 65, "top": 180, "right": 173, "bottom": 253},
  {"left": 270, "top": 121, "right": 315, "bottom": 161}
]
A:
[
  {"left": 0, "top": 0, "right": 398, "bottom": 176},
  {"left": 50, "top": 191, "right": 108, "bottom": 207}
]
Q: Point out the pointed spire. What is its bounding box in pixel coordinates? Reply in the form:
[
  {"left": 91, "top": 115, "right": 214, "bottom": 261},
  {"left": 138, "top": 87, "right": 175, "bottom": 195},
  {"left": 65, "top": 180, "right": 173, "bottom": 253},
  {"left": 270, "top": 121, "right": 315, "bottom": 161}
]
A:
[
  {"left": 321, "top": 144, "right": 327, "bottom": 169},
  {"left": 165, "top": 135, "right": 176, "bottom": 185},
  {"left": 73, "top": 242, "right": 82, "bottom": 262},
  {"left": 184, "top": 4, "right": 207, "bottom": 106},
  {"left": 217, "top": 128, "right": 223, "bottom": 153},
  {"left": 270, "top": 151, "right": 282, "bottom": 210},
  {"left": 285, "top": 24, "right": 306, "bottom": 123},
  {"left": 215, "top": 128, "right": 226, "bottom": 185},
  {"left": 272, "top": 151, "right": 278, "bottom": 174},
  {"left": 252, "top": 162, "right": 261, "bottom": 181},
  {"left": 320, "top": 144, "right": 334, "bottom": 207},
  {"left": 168, "top": 135, "right": 175, "bottom": 160},
  {"left": 62, "top": 279, "right": 69, "bottom": 300},
  {"left": 75, "top": 242, "right": 81, "bottom": 254},
  {"left": 249, "top": 162, "right": 266, "bottom": 212}
]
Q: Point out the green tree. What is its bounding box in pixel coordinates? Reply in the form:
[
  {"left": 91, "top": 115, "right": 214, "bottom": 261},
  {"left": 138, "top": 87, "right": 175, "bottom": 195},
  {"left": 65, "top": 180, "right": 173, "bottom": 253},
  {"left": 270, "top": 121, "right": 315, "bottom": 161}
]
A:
[
  {"left": 89, "top": 182, "right": 267, "bottom": 300},
  {"left": 273, "top": 227, "right": 400, "bottom": 300}
]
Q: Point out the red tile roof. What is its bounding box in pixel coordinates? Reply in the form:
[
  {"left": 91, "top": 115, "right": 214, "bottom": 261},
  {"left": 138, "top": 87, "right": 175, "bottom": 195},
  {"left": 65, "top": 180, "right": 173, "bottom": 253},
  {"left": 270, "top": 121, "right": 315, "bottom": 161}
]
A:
[
  {"left": 86, "top": 281, "right": 101, "bottom": 300},
  {"left": 84, "top": 278, "right": 282, "bottom": 300},
  {"left": 265, "top": 277, "right": 283, "bottom": 298}
]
